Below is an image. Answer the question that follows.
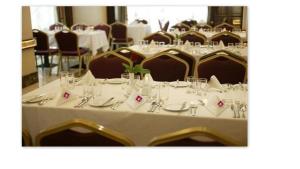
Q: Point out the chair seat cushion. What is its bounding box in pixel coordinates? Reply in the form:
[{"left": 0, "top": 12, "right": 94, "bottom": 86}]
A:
[
  {"left": 35, "top": 48, "right": 58, "bottom": 55},
  {"left": 61, "top": 47, "right": 89, "bottom": 56},
  {"left": 112, "top": 37, "right": 133, "bottom": 43}
]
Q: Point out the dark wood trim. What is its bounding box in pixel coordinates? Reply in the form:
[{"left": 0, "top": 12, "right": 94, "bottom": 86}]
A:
[{"left": 22, "top": 72, "right": 38, "bottom": 88}]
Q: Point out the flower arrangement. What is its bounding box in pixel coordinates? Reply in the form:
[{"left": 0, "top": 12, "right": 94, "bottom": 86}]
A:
[{"left": 122, "top": 63, "right": 150, "bottom": 77}]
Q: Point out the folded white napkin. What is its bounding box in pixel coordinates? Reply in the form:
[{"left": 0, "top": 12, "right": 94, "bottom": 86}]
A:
[
  {"left": 78, "top": 70, "right": 96, "bottom": 85},
  {"left": 208, "top": 75, "right": 223, "bottom": 90},
  {"left": 199, "top": 28, "right": 204, "bottom": 32},
  {"left": 56, "top": 89, "right": 77, "bottom": 106},
  {"left": 205, "top": 95, "right": 227, "bottom": 117},
  {"left": 125, "top": 90, "right": 147, "bottom": 110},
  {"left": 184, "top": 40, "right": 191, "bottom": 46},
  {"left": 149, "top": 40, "right": 156, "bottom": 47},
  {"left": 219, "top": 40, "right": 225, "bottom": 49}
]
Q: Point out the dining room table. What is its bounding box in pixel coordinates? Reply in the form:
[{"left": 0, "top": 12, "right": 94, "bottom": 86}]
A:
[
  {"left": 127, "top": 23, "right": 152, "bottom": 44},
  {"left": 22, "top": 77, "right": 248, "bottom": 146}
]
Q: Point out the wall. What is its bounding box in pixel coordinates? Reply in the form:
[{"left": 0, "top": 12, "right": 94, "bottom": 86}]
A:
[{"left": 72, "top": 6, "right": 107, "bottom": 25}]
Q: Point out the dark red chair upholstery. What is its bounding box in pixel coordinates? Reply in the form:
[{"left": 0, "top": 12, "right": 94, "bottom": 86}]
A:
[
  {"left": 32, "top": 29, "right": 58, "bottom": 74},
  {"left": 214, "top": 22, "right": 234, "bottom": 32},
  {"left": 197, "top": 51, "right": 247, "bottom": 84},
  {"left": 180, "top": 31, "right": 207, "bottom": 44},
  {"left": 110, "top": 22, "right": 134, "bottom": 50},
  {"left": 115, "top": 47, "right": 145, "bottom": 65},
  {"left": 71, "top": 24, "right": 88, "bottom": 31},
  {"left": 181, "top": 20, "right": 197, "bottom": 27},
  {"left": 55, "top": 30, "right": 90, "bottom": 75},
  {"left": 94, "top": 23, "right": 111, "bottom": 39},
  {"left": 171, "top": 23, "right": 190, "bottom": 31},
  {"left": 164, "top": 48, "right": 196, "bottom": 76},
  {"left": 141, "top": 53, "right": 189, "bottom": 82},
  {"left": 49, "top": 23, "right": 65, "bottom": 31},
  {"left": 144, "top": 32, "right": 172, "bottom": 44},
  {"left": 89, "top": 51, "right": 133, "bottom": 79},
  {"left": 210, "top": 31, "right": 241, "bottom": 46}
]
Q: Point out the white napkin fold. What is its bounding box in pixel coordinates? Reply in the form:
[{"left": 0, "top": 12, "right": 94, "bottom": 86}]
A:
[
  {"left": 125, "top": 90, "right": 147, "bottom": 110},
  {"left": 56, "top": 89, "right": 77, "bottom": 106},
  {"left": 184, "top": 40, "right": 191, "bottom": 46},
  {"left": 219, "top": 40, "right": 225, "bottom": 49},
  {"left": 149, "top": 40, "right": 156, "bottom": 47},
  {"left": 205, "top": 95, "right": 227, "bottom": 117},
  {"left": 208, "top": 75, "right": 223, "bottom": 90},
  {"left": 78, "top": 70, "right": 96, "bottom": 85}
]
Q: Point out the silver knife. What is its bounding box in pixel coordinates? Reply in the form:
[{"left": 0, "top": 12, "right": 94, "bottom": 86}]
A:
[{"left": 101, "top": 97, "right": 114, "bottom": 106}]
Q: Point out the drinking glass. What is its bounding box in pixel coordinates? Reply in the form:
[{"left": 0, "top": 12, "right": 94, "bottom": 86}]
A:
[
  {"left": 197, "top": 78, "right": 208, "bottom": 96},
  {"left": 194, "top": 42, "right": 201, "bottom": 47},
  {"left": 159, "top": 83, "right": 169, "bottom": 105},
  {"left": 235, "top": 43, "right": 241, "bottom": 48},
  {"left": 67, "top": 72, "right": 75, "bottom": 90},
  {"left": 213, "top": 41, "right": 219, "bottom": 48},
  {"left": 60, "top": 71, "right": 68, "bottom": 89},
  {"left": 186, "top": 76, "right": 197, "bottom": 94},
  {"left": 121, "top": 73, "right": 130, "bottom": 89},
  {"left": 228, "top": 43, "right": 234, "bottom": 48}
]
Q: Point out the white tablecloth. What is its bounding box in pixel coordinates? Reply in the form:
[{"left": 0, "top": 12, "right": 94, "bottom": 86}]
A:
[
  {"left": 127, "top": 24, "right": 152, "bottom": 44},
  {"left": 22, "top": 79, "right": 248, "bottom": 146},
  {"left": 46, "top": 30, "right": 109, "bottom": 56}
]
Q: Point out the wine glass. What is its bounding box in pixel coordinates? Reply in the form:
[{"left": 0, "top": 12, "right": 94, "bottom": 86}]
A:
[
  {"left": 60, "top": 71, "right": 68, "bottom": 89},
  {"left": 159, "top": 83, "right": 169, "bottom": 106},
  {"left": 197, "top": 78, "right": 208, "bottom": 97},
  {"left": 186, "top": 76, "right": 197, "bottom": 94}
]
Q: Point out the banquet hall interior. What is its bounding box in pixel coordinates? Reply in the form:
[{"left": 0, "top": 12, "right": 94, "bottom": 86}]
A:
[{"left": 22, "top": 6, "right": 248, "bottom": 146}]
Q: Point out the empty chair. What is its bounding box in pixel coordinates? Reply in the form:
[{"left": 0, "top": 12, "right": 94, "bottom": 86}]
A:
[
  {"left": 163, "top": 32, "right": 175, "bottom": 43},
  {"left": 89, "top": 51, "right": 132, "bottom": 78},
  {"left": 196, "top": 24, "right": 213, "bottom": 31},
  {"left": 55, "top": 30, "right": 90, "bottom": 75},
  {"left": 210, "top": 31, "right": 241, "bottom": 46},
  {"left": 32, "top": 29, "right": 59, "bottom": 75},
  {"left": 141, "top": 52, "right": 189, "bottom": 82},
  {"left": 49, "top": 23, "right": 67, "bottom": 31},
  {"left": 163, "top": 48, "right": 196, "bottom": 76},
  {"left": 143, "top": 32, "right": 172, "bottom": 44},
  {"left": 94, "top": 23, "right": 111, "bottom": 39},
  {"left": 197, "top": 50, "right": 247, "bottom": 84},
  {"left": 115, "top": 47, "right": 145, "bottom": 65},
  {"left": 181, "top": 19, "right": 197, "bottom": 27},
  {"left": 71, "top": 23, "right": 88, "bottom": 31},
  {"left": 180, "top": 31, "right": 207, "bottom": 44},
  {"left": 148, "top": 127, "right": 241, "bottom": 146},
  {"left": 36, "top": 119, "right": 135, "bottom": 146},
  {"left": 214, "top": 22, "right": 234, "bottom": 32},
  {"left": 110, "top": 22, "right": 134, "bottom": 50},
  {"left": 171, "top": 23, "right": 190, "bottom": 31},
  {"left": 22, "top": 129, "right": 32, "bottom": 146}
]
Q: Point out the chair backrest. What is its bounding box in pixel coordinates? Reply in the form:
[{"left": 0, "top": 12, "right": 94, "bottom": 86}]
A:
[
  {"left": 197, "top": 51, "right": 247, "bottom": 84},
  {"left": 144, "top": 32, "right": 172, "bottom": 44},
  {"left": 171, "top": 23, "right": 190, "bottom": 31},
  {"left": 94, "top": 23, "right": 111, "bottom": 38},
  {"left": 196, "top": 24, "right": 213, "bottom": 30},
  {"left": 32, "top": 29, "right": 49, "bottom": 51},
  {"left": 210, "top": 31, "right": 241, "bottom": 46},
  {"left": 148, "top": 127, "right": 241, "bottom": 146},
  {"left": 49, "top": 23, "right": 65, "bottom": 31},
  {"left": 158, "top": 20, "right": 169, "bottom": 32},
  {"left": 214, "top": 22, "right": 234, "bottom": 31},
  {"left": 180, "top": 31, "right": 207, "bottom": 44},
  {"left": 115, "top": 47, "right": 146, "bottom": 65},
  {"left": 71, "top": 24, "right": 88, "bottom": 31},
  {"left": 163, "top": 48, "right": 196, "bottom": 76},
  {"left": 181, "top": 20, "right": 197, "bottom": 27},
  {"left": 141, "top": 52, "right": 189, "bottom": 82},
  {"left": 36, "top": 119, "right": 135, "bottom": 146},
  {"left": 55, "top": 30, "right": 78, "bottom": 52},
  {"left": 111, "top": 22, "right": 127, "bottom": 40},
  {"left": 89, "top": 51, "right": 133, "bottom": 79},
  {"left": 163, "top": 32, "right": 175, "bottom": 42},
  {"left": 22, "top": 129, "right": 32, "bottom": 146}
]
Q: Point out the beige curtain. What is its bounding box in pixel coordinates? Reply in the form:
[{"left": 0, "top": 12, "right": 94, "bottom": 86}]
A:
[{"left": 242, "top": 6, "right": 247, "bottom": 31}]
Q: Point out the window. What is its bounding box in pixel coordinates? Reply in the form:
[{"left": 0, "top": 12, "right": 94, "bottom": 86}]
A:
[
  {"left": 30, "top": 6, "right": 58, "bottom": 30},
  {"left": 127, "top": 6, "right": 208, "bottom": 31}
]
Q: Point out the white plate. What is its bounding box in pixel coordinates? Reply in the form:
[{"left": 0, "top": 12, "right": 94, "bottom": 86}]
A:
[
  {"left": 89, "top": 97, "right": 116, "bottom": 107},
  {"left": 107, "top": 78, "right": 127, "bottom": 84},
  {"left": 120, "top": 49, "right": 130, "bottom": 53},
  {"left": 22, "top": 94, "right": 46, "bottom": 103},
  {"left": 163, "top": 103, "right": 189, "bottom": 112},
  {"left": 169, "top": 81, "right": 190, "bottom": 87}
]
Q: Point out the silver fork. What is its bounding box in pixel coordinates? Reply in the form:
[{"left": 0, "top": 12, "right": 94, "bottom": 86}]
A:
[{"left": 231, "top": 104, "right": 236, "bottom": 118}]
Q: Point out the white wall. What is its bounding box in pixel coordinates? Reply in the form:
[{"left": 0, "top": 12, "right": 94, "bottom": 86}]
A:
[{"left": 72, "top": 6, "right": 107, "bottom": 25}]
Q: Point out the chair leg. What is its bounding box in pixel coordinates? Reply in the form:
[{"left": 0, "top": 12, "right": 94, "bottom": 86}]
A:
[
  {"left": 35, "top": 55, "right": 38, "bottom": 68},
  {"left": 110, "top": 43, "right": 114, "bottom": 51},
  {"left": 79, "top": 55, "right": 82, "bottom": 76},
  {"left": 67, "top": 57, "right": 70, "bottom": 71},
  {"left": 41, "top": 55, "right": 44, "bottom": 70},
  {"left": 49, "top": 55, "right": 54, "bottom": 76},
  {"left": 57, "top": 54, "right": 62, "bottom": 76}
]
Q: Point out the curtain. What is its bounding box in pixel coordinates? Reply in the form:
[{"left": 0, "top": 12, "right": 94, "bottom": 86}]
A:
[
  {"left": 242, "top": 6, "right": 247, "bottom": 31},
  {"left": 57, "top": 6, "right": 73, "bottom": 27},
  {"left": 30, "top": 6, "right": 58, "bottom": 29},
  {"left": 107, "top": 6, "right": 115, "bottom": 24},
  {"left": 119, "top": 6, "right": 127, "bottom": 23}
]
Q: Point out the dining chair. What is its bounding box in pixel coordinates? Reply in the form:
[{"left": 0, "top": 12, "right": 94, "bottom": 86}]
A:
[
  {"left": 110, "top": 22, "right": 134, "bottom": 50},
  {"left": 89, "top": 51, "right": 133, "bottom": 79},
  {"left": 141, "top": 52, "right": 189, "bottom": 82},
  {"left": 32, "top": 29, "right": 59, "bottom": 75},
  {"left": 148, "top": 127, "right": 241, "bottom": 146},
  {"left": 49, "top": 23, "right": 67, "bottom": 31},
  {"left": 180, "top": 31, "right": 207, "bottom": 44},
  {"left": 94, "top": 23, "right": 111, "bottom": 39},
  {"left": 22, "top": 129, "right": 33, "bottom": 146},
  {"left": 115, "top": 47, "right": 146, "bottom": 65},
  {"left": 196, "top": 24, "right": 213, "bottom": 31},
  {"left": 210, "top": 31, "right": 241, "bottom": 46},
  {"left": 143, "top": 32, "right": 172, "bottom": 44},
  {"left": 163, "top": 48, "right": 196, "bottom": 76},
  {"left": 171, "top": 23, "right": 190, "bottom": 31},
  {"left": 55, "top": 30, "right": 90, "bottom": 75},
  {"left": 181, "top": 19, "right": 197, "bottom": 27},
  {"left": 197, "top": 50, "right": 247, "bottom": 84},
  {"left": 36, "top": 119, "right": 135, "bottom": 146},
  {"left": 214, "top": 22, "right": 235, "bottom": 32},
  {"left": 71, "top": 23, "right": 88, "bottom": 31}
]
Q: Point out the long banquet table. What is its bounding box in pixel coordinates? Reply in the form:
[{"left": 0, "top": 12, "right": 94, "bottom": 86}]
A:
[
  {"left": 127, "top": 24, "right": 152, "bottom": 44},
  {"left": 22, "top": 79, "right": 248, "bottom": 146}
]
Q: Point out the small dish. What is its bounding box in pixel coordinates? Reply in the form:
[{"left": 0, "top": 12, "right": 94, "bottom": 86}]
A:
[{"left": 163, "top": 103, "right": 189, "bottom": 112}]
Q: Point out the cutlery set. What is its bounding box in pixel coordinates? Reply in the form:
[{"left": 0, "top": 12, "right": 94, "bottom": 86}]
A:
[
  {"left": 231, "top": 102, "right": 247, "bottom": 119},
  {"left": 74, "top": 96, "right": 92, "bottom": 108},
  {"left": 148, "top": 101, "right": 159, "bottom": 112}
]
